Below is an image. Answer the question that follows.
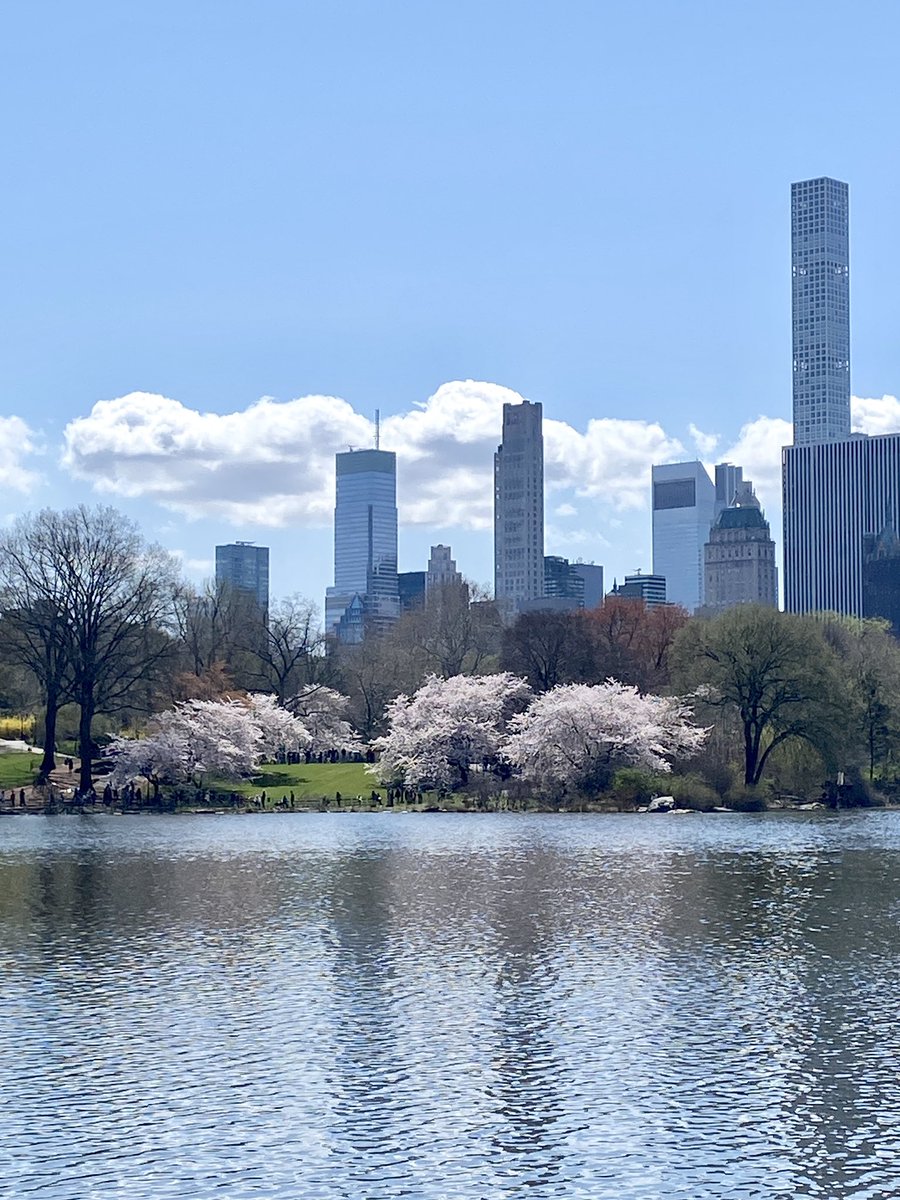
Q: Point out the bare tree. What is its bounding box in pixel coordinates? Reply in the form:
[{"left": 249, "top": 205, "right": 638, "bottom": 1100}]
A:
[
  {"left": 0, "top": 583, "right": 72, "bottom": 779},
  {"left": 396, "top": 581, "right": 503, "bottom": 679},
  {"left": 500, "top": 609, "right": 593, "bottom": 692},
  {"left": 0, "top": 507, "right": 180, "bottom": 791},
  {"left": 242, "top": 594, "right": 333, "bottom": 702}
]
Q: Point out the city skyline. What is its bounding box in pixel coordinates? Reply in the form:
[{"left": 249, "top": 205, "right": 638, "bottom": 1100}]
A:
[{"left": 5, "top": 4, "right": 900, "bottom": 610}]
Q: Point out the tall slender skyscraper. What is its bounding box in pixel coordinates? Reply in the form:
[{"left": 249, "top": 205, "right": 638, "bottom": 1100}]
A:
[
  {"left": 783, "top": 177, "right": 900, "bottom": 615},
  {"left": 791, "top": 177, "right": 850, "bottom": 445},
  {"left": 494, "top": 400, "right": 544, "bottom": 612},
  {"left": 325, "top": 448, "right": 399, "bottom": 641}
]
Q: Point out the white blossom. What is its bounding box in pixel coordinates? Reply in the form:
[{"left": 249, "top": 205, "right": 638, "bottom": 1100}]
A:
[
  {"left": 111, "top": 693, "right": 300, "bottom": 785},
  {"left": 288, "top": 685, "right": 360, "bottom": 754},
  {"left": 246, "top": 693, "right": 311, "bottom": 759},
  {"left": 502, "top": 680, "right": 708, "bottom": 792},
  {"left": 371, "top": 672, "right": 532, "bottom": 790}
]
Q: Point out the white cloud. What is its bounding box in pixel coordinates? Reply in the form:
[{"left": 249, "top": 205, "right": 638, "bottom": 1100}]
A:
[
  {"left": 688, "top": 422, "right": 719, "bottom": 457},
  {"left": 62, "top": 391, "right": 373, "bottom": 526},
  {"left": 851, "top": 394, "right": 900, "bottom": 436},
  {"left": 60, "top": 382, "right": 686, "bottom": 530},
  {"left": 554, "top": 502, "right": 578, "bottom": 517},
  {"left": 546, "top": 524, "right": 609, "bottom": 552},
  {"left": 170, "top": 549, "right": 215, "bottom": 574},
  {"left": 545, "top": 417, "right": 684, "bottom": 509},
  {"left": 0, "top": 416, "right": 41, "bottom": 494},
  {"left": 720, "top": 415, "right": 793, "bottom": 509}
]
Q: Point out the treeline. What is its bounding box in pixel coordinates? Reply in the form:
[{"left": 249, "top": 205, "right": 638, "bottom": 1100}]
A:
[{"left": 2, "top": 504, "right": 900, "bottom": 805}]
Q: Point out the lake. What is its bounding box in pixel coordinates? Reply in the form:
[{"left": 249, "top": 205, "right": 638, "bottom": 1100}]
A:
[{"left": 1, "top": 811, "right": 899, "bottom": 1198}]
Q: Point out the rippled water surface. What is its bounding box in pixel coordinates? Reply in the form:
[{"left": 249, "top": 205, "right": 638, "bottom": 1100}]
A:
[{"left": 2, "top": 812, "right": 900, "bottom": 1198}]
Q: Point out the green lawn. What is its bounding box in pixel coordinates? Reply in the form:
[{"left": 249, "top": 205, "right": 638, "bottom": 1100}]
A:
[
  {"left": 0, "top": 752, "right": 39, "bottom": 789},
  {"left": 218, "top": 760, "right": 387, "bottom": 801}
]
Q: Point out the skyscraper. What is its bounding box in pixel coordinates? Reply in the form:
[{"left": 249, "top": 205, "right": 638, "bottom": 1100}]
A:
[
  {"left": 494, "top": 400, "right": 544, "bottom": 612},
  {"left": 651, "top": 461, "right": 717, "bottom": 611},
  {"left": 783, "top": 435, "right": 900, "bottom": 614},
  {"left": 791, "top": 177, "right": 850, "bottom": 445},
  {"left": 215, "top": 542, "right": 269, "bottom": 610},
  {"left": 783, "top": 177, "right": 900, "bottom": 616},
  {"left": 325, "top": 448, "right": 399, "bottom": 641}
]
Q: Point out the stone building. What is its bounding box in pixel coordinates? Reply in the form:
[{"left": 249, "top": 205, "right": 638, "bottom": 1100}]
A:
[{"left": 703, "top": 487, "right": 777, "bottom": 612}]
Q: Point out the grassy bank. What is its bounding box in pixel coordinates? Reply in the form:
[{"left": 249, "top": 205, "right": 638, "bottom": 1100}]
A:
[
  {"left": 216, "top": 761, "right": 387, "bottom": 802},
  {"left": 0, "top": 752, "right": 38, "bottom": 789}
]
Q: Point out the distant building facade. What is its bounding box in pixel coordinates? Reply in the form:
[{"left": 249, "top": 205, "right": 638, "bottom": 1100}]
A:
[
  {"left": 610, "top": 573, "right": 667, "bottom": 607},
  {"left": 862, "top": 515, "right": 900, "bottom": 635},
  {"left": 398, "top": 571, "right": 426, "bottom": 612},
  {"left": 215, "top": 542, "right": 269, "bottom": 610},
  {"left": 426, "top": 544, "right": 462, "bottom": 593},
  {"left": 783, "top": 433, "right": 900, "bottom": 615},
  {"left": 571, "top": 562, "right": 604, "bottom": 609},
  {"left": 651, "top": 461, "right": 717, "bottom": 611},
  {"left": 703, "top": 484, "right": 778, "bottom": 612},
  {"left": 494, "top": 400, "right": 544, "bottom": 613},
  {"left": 544, "top": 555, "right": 586, "bottom": 606},
  {"left": 715, "top": 463, "right": 744, "bottom": 514},
  {"left": 325, "top": 448, "right": 399, "bottom": 641}
]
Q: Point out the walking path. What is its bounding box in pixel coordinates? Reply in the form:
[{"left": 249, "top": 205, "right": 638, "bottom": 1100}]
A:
[{"left": 0, "top": 755, "right": 81, "bottom": 814}]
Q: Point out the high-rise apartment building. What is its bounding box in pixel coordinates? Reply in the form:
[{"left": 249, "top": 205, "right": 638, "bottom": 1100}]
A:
[
  {"left": 325, "top": 448, "right": 399, "bottom": 641},
  {"left": 426, "top": 544, "right": 462, "bottom": 592},
  {"left": 791, "top": 177, "right": 850, "bottom": 445},
  {"left": 215, "top": 542, "right": 269, "bottom": 610},
  {"left": 703, "top": 484, "right": 778, "bottom": 612},
  {"left": 494, "top": 400, "right": 544, "bottom": 613},
  {"left": 782, "top": 177, "right": 900, "bottom": 616},
  {"left": 651, "top": 461, "right": 717, "bottom": 611}
]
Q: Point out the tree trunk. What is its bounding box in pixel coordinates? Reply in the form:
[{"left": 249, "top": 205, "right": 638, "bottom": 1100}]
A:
[
  {"left": 39, "top": 692, "right": 60, "bottom": 778},
  {"left": 78, "top": 691, "right": 95, "bottom": 795},
  {"left": 743, "top": 722, "right": 758, "bottom": 787}
]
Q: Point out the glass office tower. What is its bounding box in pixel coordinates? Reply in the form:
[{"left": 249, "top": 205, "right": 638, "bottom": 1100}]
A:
[
  {"left": 325, "top": 449, "right": 399, "bottom": 641},
  {"left": 215, "top": 542, "right": 269, "bottom": 610},
  {"left": 494, "top": 400, "right": 544, "bottom": 613},
  {"left": 651, "top": 461, "right": 717, "bottom": 612}
]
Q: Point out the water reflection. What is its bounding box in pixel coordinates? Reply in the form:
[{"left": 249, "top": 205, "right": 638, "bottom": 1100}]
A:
[{"left": 0, "top": 813, "right": 899, "bottom": 1197}]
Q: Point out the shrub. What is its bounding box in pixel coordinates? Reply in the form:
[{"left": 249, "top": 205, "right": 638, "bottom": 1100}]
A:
[
  {"left": 665, "top": 773, "right": 720, "bottom": 812},
  {"left": 609, "top": 768, "right": 659, "bottom": 809},
  {"left": 724, "top": 785, "right": 767, "bottom": 812}
]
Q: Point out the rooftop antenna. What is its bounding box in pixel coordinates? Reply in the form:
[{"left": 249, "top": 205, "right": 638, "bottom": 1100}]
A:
[{"left": 374, "top": 409, "right": 381, "bottom": 450}]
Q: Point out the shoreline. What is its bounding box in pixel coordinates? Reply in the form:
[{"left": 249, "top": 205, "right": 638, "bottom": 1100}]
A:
[{"left": 4, "top": 801, "right": 897, "bottom": 818}]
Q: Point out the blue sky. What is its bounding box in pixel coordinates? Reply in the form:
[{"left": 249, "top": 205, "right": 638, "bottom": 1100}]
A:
[{"left": 2, "top": 1, "right": 900, "bottom": 605}]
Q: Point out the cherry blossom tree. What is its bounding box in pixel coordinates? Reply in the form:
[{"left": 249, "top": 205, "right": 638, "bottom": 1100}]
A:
[
  {"left": 502, "top": 680, "right": 708, "bottom": 795},
  {"left": 110, "top": 692, "right": 311, "bottom": 792},
  {"left": 371, "top": 672, "right": 532, "bottom": 790},
  {"left": 288, "top": 684, "right": 360, "bottom": 754},
  {"left": 246, "top": 692, "right": 311, "bottom": 759}
]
